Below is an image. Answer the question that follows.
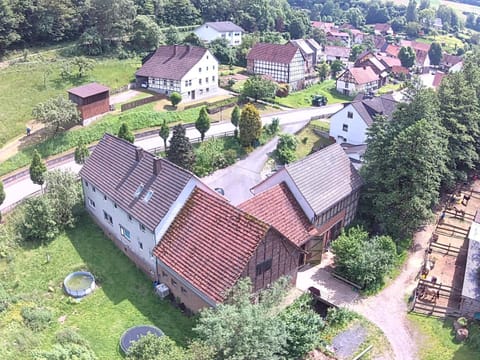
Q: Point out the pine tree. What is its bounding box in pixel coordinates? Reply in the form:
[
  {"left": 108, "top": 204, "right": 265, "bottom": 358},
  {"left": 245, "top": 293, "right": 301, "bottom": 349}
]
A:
[
  {"left": 195, "top": 106, "right": 210, "bottom": 141},
  {"left": 239, "top": 103, "right": 262, "bottom": 147},
  {"left": 30, "top": 150, "right": 47, "bottom": 186},
  {"left": 167, "top": 125, "right": 195, "bottom": 171},
  {"left": 231, "top": 105, "right": 241, "bottom": 137},
  {"left": 74, "top": 139, "right": 90, "bottom": 165},
  {"left": 159, "top": 120, "right": 170, "bottom": 150},
  {"left": 118, "top": 122, "right": 134, "bottom": 143}
]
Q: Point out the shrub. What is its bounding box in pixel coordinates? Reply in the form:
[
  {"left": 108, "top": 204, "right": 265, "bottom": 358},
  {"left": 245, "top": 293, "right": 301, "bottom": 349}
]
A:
[
  {"left": 21, "top": 306, "right": 53, "bottom": 331},
  {"left": 56, "top": 328, "right": 89, "bottom": 346},
  {"left": 170, "top": 92, "right": 182, "bottom": 107},
  {"left": 467, "top": 322, "right": 480, "bottom": 351},
  {"left": 126, "top": 334, "right": 185, "bottom": 360},
  {"left": 20, "top": 197, "right": 59, "bottom": 243},
  {"left": 0, "top": 284, "right": 12, "bottom": 313},
  {"left": 276, "top": 84, "right": 289, "bottom": 97},
  {"left": 193, "top": 138, "right": 241, "bottom": 177},
  {"left": 326, "top": 308, "right": 357, "bottom": 328},
  {"left": 276, "top": 133, "right": 298, "bottom": 165}
]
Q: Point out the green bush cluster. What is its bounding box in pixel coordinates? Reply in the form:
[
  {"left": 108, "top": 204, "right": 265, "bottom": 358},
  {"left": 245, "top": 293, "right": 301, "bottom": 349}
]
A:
[
  {"left": 325, "top": 308, "right": 357, "bottom": 328},
  {"left": 21, "top": 306, "right": 53, "bottom": 331},
  {"left": 34, "top": 328, "right": 97, "bottom": 360},
  {"left": 193, "top": 138, "right": 241, "bottom": 177}
]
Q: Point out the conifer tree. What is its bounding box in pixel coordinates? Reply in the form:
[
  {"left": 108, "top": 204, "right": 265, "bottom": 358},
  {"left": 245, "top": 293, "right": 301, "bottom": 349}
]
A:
[
  {"left": 29, "top": 150, "right": 47, "bottom": 187},
  {"left": 167, "top": 125, "right": 195, "bottom": 171},
  {"left": 118, "top": 122, "right": 135, "bottom": 143},
  {"left": 239, "top": 103, "right": 262, "bottom": 147},
  {"left": 195, "top": 106, "right": 210, "bottom": 141}
]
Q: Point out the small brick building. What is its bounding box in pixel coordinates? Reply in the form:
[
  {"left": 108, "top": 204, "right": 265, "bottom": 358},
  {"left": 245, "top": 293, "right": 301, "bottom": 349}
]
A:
[{"left": 68, "top": 82, "right": 110, "bottom": 121}]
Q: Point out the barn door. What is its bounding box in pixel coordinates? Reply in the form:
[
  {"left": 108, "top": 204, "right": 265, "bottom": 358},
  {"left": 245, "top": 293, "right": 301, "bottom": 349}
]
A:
[{"left": 307, "top": 235, "right": 324, "bottom": 265}]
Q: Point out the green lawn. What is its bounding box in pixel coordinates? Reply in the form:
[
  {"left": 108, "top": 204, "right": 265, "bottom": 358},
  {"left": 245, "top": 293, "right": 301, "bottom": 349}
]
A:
[
  {"left": 378, "top": 83, "right": 402, "bottom": 95},
  {"left": 0, "top": 55, "right": 140, "bottom": 147},
  {"left": 275, "top": 80, "right": 353, "bottom": 108},
  {"left": 294, "top": 124, "right": 334, "bottom": 160},
  {"left": 416, "top": 35, "right": 464, "bottom": 54},
  {"left": 0, "top": 104, "right": 202, "bottom": 177},
  {"left": 0, "top": 212, "right": 194, "bottom": 359},
  {"left": 408, "top": 314, "right": 478, "bottom": 360}
]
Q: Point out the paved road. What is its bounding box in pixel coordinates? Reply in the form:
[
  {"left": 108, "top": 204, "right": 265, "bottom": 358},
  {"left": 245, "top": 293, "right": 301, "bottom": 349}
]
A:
[{"left": 0, "top": 104, "right": 343, "bottom": 213}]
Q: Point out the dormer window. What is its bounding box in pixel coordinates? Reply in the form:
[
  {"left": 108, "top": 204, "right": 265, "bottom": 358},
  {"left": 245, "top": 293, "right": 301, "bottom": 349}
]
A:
[
  {"left": 143, "top": 190, "right": 154, "bottom": 203},
  {"left": 134, "top": 184, "right": 144, "bottom": 198}
]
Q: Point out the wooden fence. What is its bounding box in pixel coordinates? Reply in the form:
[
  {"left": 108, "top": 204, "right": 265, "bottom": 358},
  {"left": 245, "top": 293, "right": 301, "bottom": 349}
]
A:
[
  {"left": 121, "top": 94, "right": 165, "bottom": 112},
  {"left": 149, "top": 130, "right": 235, "bottom": 153}
]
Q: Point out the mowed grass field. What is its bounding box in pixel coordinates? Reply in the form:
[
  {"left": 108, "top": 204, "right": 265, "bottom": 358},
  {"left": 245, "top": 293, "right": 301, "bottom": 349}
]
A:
[
  {"left": 0, "top": 212, "right": 194, "bottom": 359},
  {"left": 0, "top": 56, "right": 140, "bottom": 147}
]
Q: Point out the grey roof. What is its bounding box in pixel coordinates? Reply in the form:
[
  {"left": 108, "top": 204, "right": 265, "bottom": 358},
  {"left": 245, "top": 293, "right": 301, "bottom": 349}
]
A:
[
  {"left": 136, "top": 45, "right": 209, "bottom": 80},
  {"left": 290, "top": 39, "right": 314, "bottom": 55},
  {"left": 68, "top": 82, "right": 109, "bottom": 98},
  {"left": 285, "top": 143, "right": 363, "bottom": 216},
  {"left": 462, "top": 221, "right": 480, "bottom": 300},
  {"left": 305, "top": 38, "right": 322, "bottom": 51},
  {"left": 79, "top": 133, "right": 193, "bottom": 231},
  {"left": 351, "top": 94, "right": 398, "bottom": 126},
  {"left": 204, "top": 21, "right": 244, "bottom": 33}
]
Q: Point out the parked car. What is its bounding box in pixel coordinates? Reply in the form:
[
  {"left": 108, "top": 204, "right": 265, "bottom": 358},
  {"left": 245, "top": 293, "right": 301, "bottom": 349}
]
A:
[{"left": 311, "top": 95, "right": 327, "bottom": 107}]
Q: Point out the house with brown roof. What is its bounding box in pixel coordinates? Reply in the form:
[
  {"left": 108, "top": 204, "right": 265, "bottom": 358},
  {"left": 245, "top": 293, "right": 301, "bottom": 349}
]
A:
[
  {"left": 384, "top": 44, "right": 400, "bottom": 58},
  {"left": 136, "top": 45, "right": 219, "bottom": 100},
  {"left": 68, "top": 82, "right": 110, "bottom": 122},
  {"left": 354, "top": 52, "right": 388, "bottom": 87},
  {"left": 247, "top": 43, "right": 306, "bottom": 91},
  {"left": 374, "top": 23, "right": 393, "bottom": 36},
  {"left": 323, "top": 46, "right": 350, "bottom": 63},
  {"left": 399, "top": 40, "right": 431, "bottom": 71},
  {"left": 154, "top": 187, "right": 301, "bottom": 312},
  {"left": 440, "top": 53, "right": 462, "bottom": 71},
  {"left": 79, "top": 133, "right": 218, "bottom": 276},
  {"left": 336, "top": 66, "right": 380, "bottom": 96},
  {"left": 327, "top": 30, "right": 351, "bottom": 47},
  {"left": 248, "top": 144, "right": 363, "bottom": 262}
]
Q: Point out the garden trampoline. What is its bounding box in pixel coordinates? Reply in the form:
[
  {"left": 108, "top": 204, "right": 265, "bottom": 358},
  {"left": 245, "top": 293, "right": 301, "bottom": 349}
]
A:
[{"left": 120, "top": 325, "right": 164, "bottom": 353}]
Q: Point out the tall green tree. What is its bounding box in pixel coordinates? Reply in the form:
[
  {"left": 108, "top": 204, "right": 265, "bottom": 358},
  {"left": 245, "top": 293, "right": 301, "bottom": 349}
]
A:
[
  {"left": 330, "top": 60, "right": 344, "bottom": 78},
  {"left": 118, "top": 122, "right": 135, "bottom": 143},
  {"left": 428, "top": 42, "right": 442, "bottom": 66},
  {"left": 29, "top": 150, "right": 47, "bottom": 187},
  {"left": 20, "top": 197, "right": 59, "bottom": 243},
  {"left": 239, "top": 103, "right": 262, "bottom": 147},
  {"left": 182, "top": 32, "right": 203, "bottom": 47},
  {"left": 74, "top": 139, "right": 90, "bottom": 165},
  {"left": 0, "top": 0, "right": 20, "bottom": 56},
  {"left": 194, "top": 278, "right": 289, "bottom": 360},
  {"left": 241, "top": 76, "right": 277, "bottom": 102},
  {"left": 132, "top": 15, "right": 163, "bottom": 52},
  {"left": 126, "top": 334, "right": 185, "bottom": 360},
  {"left": 209, "top": 38, "right": 235, "bottom": 64},
  {"left": 231, "top": 105, "right": 241, "bottom": 137},
  {"left": 406, "top": 0, "right": 418, "bottom": 22},
  {"left": 90, "top": 0, "right": 136, "bottom": 46},
  {"left": 159, "top": 120, "right": 170, "bottom": 150},
  {"left": 167, "top": 124, "right": 195, "bottom": 171},
  {"left": 164, "top": 26, "right": 181, "bottom": 45},
  {"left": 32, "top": 96, "right": 80, "bottom": 134},
  {"left": 161, "top": 0, "right": 201, "bottom": 26},
  {"left": 398, "top": 46, "right": 416, "bottom": 68},
  {"left": 72, "top": 57, "right": 96, "bottom": 78},
  {"left": 195, "top": 107, "right": 210, "bottom": 141},
  {"left": 438, "top": 72, "right": 480, "bottom": 183},
  {"left": 316, "top": 61, "right": 330, "bottom": 81},
  {"left": 276, "top": 133, "right": 297, "bottom": 164}
]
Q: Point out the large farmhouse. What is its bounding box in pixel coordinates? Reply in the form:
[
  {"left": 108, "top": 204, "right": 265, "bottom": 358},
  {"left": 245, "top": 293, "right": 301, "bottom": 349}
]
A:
[{"left": 135, "top": 45, "right": 218, "bottom": 100}]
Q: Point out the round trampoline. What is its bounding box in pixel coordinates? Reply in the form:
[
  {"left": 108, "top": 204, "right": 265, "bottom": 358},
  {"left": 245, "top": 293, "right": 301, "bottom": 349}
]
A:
[
  {"left": 120, "top": 325, "right": 164, "bottom": 353},
  {"left": 63, "top": 271, "right": 95, "bottom": 298}
]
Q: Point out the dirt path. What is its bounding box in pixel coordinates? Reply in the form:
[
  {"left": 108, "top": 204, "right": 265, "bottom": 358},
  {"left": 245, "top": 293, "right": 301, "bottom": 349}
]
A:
[
  {"left": 0, "top": 120, "right": 47, "bottom": 163},
  {"left": 348, "top": 225, "right": 434, "bottom": 360}
]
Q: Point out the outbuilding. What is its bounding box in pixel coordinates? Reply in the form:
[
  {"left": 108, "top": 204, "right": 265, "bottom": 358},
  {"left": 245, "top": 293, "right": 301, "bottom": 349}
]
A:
[{"left": 68, "top": 82, "right": 110, "bottom": 121}]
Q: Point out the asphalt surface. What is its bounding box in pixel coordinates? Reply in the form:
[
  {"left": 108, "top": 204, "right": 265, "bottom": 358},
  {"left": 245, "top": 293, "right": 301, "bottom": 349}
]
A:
[{"left": 0, "top": 103, "right": 343, "bottom": 212}]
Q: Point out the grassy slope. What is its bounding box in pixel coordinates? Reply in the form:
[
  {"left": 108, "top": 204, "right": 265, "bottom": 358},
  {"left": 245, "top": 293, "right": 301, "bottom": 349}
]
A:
[
  {"left": 0, "top": 213, "right": 193, "bottom": 359},
  {"left": 0, "top": 57, "right": 140, "bottom": 147},
  {"left": 275, "top": 80, "right": 353, "bottom": 108},
  {"left": 416, "top": 35, "right": 464, "bottom": 54},
  {"left": 294, "top": 124, "right": 334, "bottom": 160},
  {"left": 408, "top": 315, "right": 478, "bottom": 360}
]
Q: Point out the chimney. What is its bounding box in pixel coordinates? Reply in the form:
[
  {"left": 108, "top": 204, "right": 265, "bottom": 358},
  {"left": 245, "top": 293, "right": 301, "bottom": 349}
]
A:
[
  {"left": 153, "top": 158, "right": 162, "bottom": 175},
  {"left": 135, "top": 147, "right": 143, "bottom": 161}
]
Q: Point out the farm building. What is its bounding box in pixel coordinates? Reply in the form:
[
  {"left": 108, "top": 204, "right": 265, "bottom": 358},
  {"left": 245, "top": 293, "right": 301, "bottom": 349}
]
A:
[{"left": 68, "top": 82, "right": 110, "bottom": 121}]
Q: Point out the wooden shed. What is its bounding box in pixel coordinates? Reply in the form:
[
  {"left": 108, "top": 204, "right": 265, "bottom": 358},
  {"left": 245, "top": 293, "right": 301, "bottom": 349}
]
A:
[{"left": 68, "top": 82, "right": 110, "bottom": 121}]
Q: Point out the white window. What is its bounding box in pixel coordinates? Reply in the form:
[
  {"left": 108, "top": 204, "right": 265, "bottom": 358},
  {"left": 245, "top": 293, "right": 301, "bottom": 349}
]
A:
[
  {"left": 134, "top": 184, "right": 144, "bottom": 198},
  {"left": 85, "top": 181, "right": 89, "bottom": 188},
  {"left": 185, "top": 80, "right": 188, "bottom": 87},
  {"left": 128, "top": 215, "right": 133, "bottom": 222},
  {"left": 212, "top": 75, "right": 215, "bottom": 82},
  {"left": 88, "top": 198, "right": 95, "bottom": 208},
  {"left": 120, "top": 225, "right": 131, "bottom": 240},
  {"left": 143, "top": 190, "right": 154, "bottom": 203},
  {"left": 92, "top": 186, "right": 96, "bottom": 192},
  {"left": 206, "top": 77, "right": 209, "bottom": 83},
  {"left": 188, "top": 80, "right": 192, "bottom": 86}
]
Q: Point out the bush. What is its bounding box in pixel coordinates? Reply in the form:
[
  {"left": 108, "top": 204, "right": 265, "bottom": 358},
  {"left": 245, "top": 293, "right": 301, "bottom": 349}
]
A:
[
  {"left": 20, "top": 197, "right": 59, "bottom": 243},
  {"left": 170, "top": 92, "right": 182, "bottom": 107},
  {"left": 56, "top": 328, "right": 89, "bottom": 346},
  {"left": 276, "top": 133, "right": 298, "bottom": 165},
  {"left": 326, "top": 308, "right": 357, "bottom": 328},
  {"left": 194, "top": 138, "right": 241, "bottom": 177},
  {"left": 467, "top": 322, "right": 480, "bottom": 351},
  {"left": 126, "top": 334, "right": 185, "bottom": 360},
  {"left": 21, "top": 306, "right": 53, "bottom": 331},
  {"left": 0, "top": 284, "right": 12, "bottom": 313},
  {"left": 276, "top": 84, "right": 289, "bottom": 97}
]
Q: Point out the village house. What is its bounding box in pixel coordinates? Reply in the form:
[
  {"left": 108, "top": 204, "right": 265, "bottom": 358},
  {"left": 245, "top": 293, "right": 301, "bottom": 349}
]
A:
[
  {"left": 384, "top": 44, "right": 401, "bottom": 58},
  {"left": 327, "top": 30, "right": 351, "bottom": 47},
  {"left": 154, "top": 187, "right": 301, "bottom": 312},
  {"left": 400, "top": 40, "right": 431, "bottom": 71},
  {"left": 336, "top": 66, "right": 380, "bottom": 96},
  {"left": 248, "top": 143, "right": 363, "bottom": 263},
  {"left": 68, "top": 82, "right": 110, "bottom": 123},
  {"left": 80, "top": 134, "right": 301, "bottom": 313},
  {"left": 350, "top": 29, "right": 366, "bottom": 44},
  {"left": 311, "top": 21, "right": 335, "bottom": 32},
  {"left": 290, "top": 39, "right": 316, "bottom": 75},
  {"left": 329, "top": 94, "right": 398, "bottom": 146},
  {"left": 193, "top": 21, "right": 244, "bottom": 46},
  {"left": 373, "top": 35, "right": 388, "bottom": 53},
  {"left": 374, "top": 23, "right": 393, "bottom": 36},
  {"left": 247, "top": 42, "right": 306, "bottom": 91},
  {"left": 135, "top": 45, "right": 219, "bottom": 100},
  {"left": 323, "top": 46, "right": 350, "bottom": 63},
  {"left": 440, "top": 53, "right": 463, "bottom": 71},
  {"left": 354, "top": 51, "right": 389, "bottom": 87}
]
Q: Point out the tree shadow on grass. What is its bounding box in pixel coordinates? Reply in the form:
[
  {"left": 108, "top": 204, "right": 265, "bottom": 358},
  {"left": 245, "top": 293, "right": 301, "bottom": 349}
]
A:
[{"left": 65, "top": 212, "right": 195, "bottom": 345}]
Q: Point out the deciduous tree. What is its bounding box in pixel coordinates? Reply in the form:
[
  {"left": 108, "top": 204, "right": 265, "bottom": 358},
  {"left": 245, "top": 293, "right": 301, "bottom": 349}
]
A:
[
  {"left": 241, "top": 76, "right": 277, "bottom": 102},
  {"left": 32, "top": 96, "right": 80, "bottom": 134},
  {"left": 132, "top": 15, "right": 163, "bottom": 52},
  {"left": 239, "top": 103, "right": 262, "bottom": 147},
  {"left": 169, "top": 92, "right": 182, "bottom": 107},
  {"left": 428, "top": 42, "right": 442, "bottom": 66},
  {"left": 399, "top": 46, "right": 416, "bottom": 68},
  {"left": 167, "top": 124, "right": 195, "bottom": 171},
  {"left": 118, "top": 122, "right": 135, "bottom": 143},
  {"left": 74, "top": 139, "right": 90, "bottom": 165},
  {"left": 231, "top": 105, "right": 241, "bottom": 137},
  {"left": 276, "top": 133, "right": 297, "bottom": 164},
  {"left": 195, "top": 107, "right": 210, "bottom": 141},
  {"left": 20, "top": 197, "right": 59, "bottom": 243},
  {"left": 159, "top": 120, "right": 170, "bottom": 150},
  {"left": 126, "top": 334, "right": 185, "bottom": 360},
  {"left": 182, "top": 32, "right": 203, "bottom": 47}
]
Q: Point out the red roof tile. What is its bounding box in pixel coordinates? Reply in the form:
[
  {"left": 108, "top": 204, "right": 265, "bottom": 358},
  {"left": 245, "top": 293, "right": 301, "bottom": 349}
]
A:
[
  {"left": 239, "top": 183, "right": 315, "bottom": 246},
  {"left": 154, "top": 188, "right": 271, "bottom": 303},
  {"left": 136, "top": 45, "right": 210, "bottom": 80},
  {"left": 385, "top": 44, "right": 400, "bottom": 57},
  {"left": 247, "top": 43, "right": 300, "bottom": 64},
  {"left": 377, "top": 54, "right": 401, "bottom": 68},
  {"left": 324, "top": 46, "right": 350, "bottom": 59},
  {"left": 68, "top": 82, "right": 109, "bottom": 98},
  {"left": 345, "top": 66, "right": 379, "bottom": 84}
]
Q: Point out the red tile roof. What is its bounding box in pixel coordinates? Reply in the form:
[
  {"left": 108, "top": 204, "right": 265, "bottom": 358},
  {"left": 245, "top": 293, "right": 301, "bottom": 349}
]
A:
[
  {"left": 399, "top": 40, "right": 430, "bottom": 52},
  {"left": 324, "top": 46, "right": 350, "bottom": 59},
  {"left": 346, "top": 66, "right": 379, "bottom": 84},
  {"left": 328, "top": 30, "right": 350, "bottom": 38},
  {"left": 154, "top": 188, "right": 271, "bottom": 303},
  {"left": 311, "top": 21, "right": 335, "bottom": 31},
  {"left": 433, "top": 72, "right": 446, "bottom": 88},
  {"left": 374, "top": 23, "right": 392, "bottom": 32},
  {"left": 239, "top": 183, "right": 315, "bottom": 246},
  {"left": 391, "top": 65, "right": 409, "bottom": 74},
  {"left": 377, "top": 54, "right": 401, "bottom": 68},
  {"left": 68, "top": 82, "right": 109, "bottom": 98},
  {"left": 385, "top": 44, "right": 400, "bottom": 57},
  {"left": 136, "top": 45, "right": 209, "bottom": 80},
  {"left": 247, "top": 43, "right": 300, "bottom": 64},
  {"left": 441, "top": 53, "right": 462, "bottom": 66}
]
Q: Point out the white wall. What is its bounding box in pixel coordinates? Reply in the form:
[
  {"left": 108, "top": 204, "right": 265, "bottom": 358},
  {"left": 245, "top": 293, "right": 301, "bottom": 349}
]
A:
[
  {"left": 329, "top": 105, "right": 368, "bottom": 145},
  {"left": 252, "top": 169, "right": 315, "bottom": 222},
  {"left": 194, "top": 24, "right": 242, "bottom": 46},
  {"left": 180, "top": 50, "right": 219, "bottom": 100},
  {"left": 82, "top": 180, "right": 157, "bottom": 270}
]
